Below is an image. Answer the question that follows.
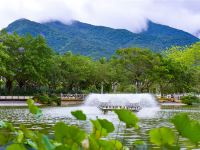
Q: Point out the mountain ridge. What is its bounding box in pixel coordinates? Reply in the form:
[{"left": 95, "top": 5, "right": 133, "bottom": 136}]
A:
[{"left": 5, "top": 18, "right": 199, "bottom": 57}]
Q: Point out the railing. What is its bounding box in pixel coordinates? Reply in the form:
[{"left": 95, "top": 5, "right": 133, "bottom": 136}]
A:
[
  {"left": 98, "top": 102, "right": 142, "bottom": 112},
  {"left": 61, "top": 94, "right": 87, "bottom": 101},
  {"left": 156, "top": 94, "right": 200, "bottom": 100},
  {"left": 0, "top": 96, "right": 33, "bottom": 101}
]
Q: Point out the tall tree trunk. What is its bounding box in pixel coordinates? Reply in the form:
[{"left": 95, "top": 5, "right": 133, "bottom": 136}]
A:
[
  {"left": 135, "top": 81, "right": 138, "bottom": 93},
  {"left": 160, "top": 84, "right": 164, "bottom": 98},
  {"left": 101, "top": 81, "right": 104, "bottom": 94},
  {"left": 6, "top": 79, "right": 13, "bottom": 95},
  {"left": 135, "top": 81, "right": 141, "bottom": 93},
  {"left": 112, "top": 82, "right": 118, "bottom": 93}
]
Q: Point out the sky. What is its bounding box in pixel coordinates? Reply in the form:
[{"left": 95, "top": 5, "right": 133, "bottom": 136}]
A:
[{"left": 1, "top": 0, "right": 200, "bottom": 36}]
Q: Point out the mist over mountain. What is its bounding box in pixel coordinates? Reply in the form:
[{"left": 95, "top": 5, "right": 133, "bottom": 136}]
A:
[{"left": 6, "top": 18, "right": 199, "bottom": 57}]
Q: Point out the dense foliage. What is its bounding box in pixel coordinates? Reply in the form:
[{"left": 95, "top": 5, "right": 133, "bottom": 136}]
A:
[
  {"left": 6, "top": 19, "right": 199, "bottom": 58},
  {"left": 0, "top": 31, "right": 199, "bottom": 96},
  {"left": 0, "top": 100, "right": 200, "bottom": 149},
  {"left": 33, "top": 94, "right": 61, "bottom": 106},
  {"left": 181, "top": 95, "right": 200, "bottom": 105}
]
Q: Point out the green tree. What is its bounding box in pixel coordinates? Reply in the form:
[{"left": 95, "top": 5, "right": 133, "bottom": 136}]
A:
[
  {"left": 0, "top": 31, "right": 54, "bottom": 94},
  {"left": 164, "top": 43, "right": 200, "bottom": 93},
  {"left": 0, "top": 31, "right": 21, "bottom": 94},
  {"left": 16, "top": 35, "right": 54, "bottom": 91},
  {"left": 60, "top": 52, "right": 95, "bottom": 93},
  {"left": 115, "top": 48, "right": 161, "bottom": 93},
  {"left": 0, "top": 43, "right": 9, "bottom": 76},
  {"left": 45, "top": 55, "right": 63, "bottom": 93},
  {"left": 154, "top": 58, "right": 194, "bottom": 95}
]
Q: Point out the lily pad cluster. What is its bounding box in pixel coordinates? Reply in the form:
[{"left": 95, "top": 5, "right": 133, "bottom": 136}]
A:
[
  {"left": 0, "top": 101, "right": 139, "bottom": 150},
  {"left": 0, "top": 99, "right": 200, "bottom": 149}
]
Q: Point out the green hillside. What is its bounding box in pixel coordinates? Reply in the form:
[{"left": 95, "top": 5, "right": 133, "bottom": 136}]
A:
[{"left": 6, "top": 19, "right": 199, "bottom": 57}]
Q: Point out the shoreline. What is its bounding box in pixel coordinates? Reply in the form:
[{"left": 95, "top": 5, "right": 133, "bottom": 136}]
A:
[{"left": 0, "top": 101, "right": 42, "bottom": 107}]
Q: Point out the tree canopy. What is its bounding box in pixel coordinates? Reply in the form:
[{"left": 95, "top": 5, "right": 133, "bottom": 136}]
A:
[{"left": 0, "top": 31, "right": 199, "bottom": 95}]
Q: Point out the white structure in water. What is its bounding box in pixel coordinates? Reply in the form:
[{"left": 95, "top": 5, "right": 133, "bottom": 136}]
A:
[
  {"left": 85, "top": 93, "right": 158, "bottom": 107},
  {"left": 84, "top": 93, "right": 160, "bottom": 118}
]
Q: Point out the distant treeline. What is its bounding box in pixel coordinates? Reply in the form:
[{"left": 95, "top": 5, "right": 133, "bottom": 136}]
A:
[{"left": 0, "top": 30, "right": 199, "bottom": 95}]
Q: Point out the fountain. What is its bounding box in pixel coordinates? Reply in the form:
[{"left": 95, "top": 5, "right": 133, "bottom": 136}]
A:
[{"left": 84, "top": 93, "right": 160, "bottom": 118}]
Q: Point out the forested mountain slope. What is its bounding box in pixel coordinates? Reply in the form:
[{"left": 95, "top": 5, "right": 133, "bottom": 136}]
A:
[{"left": 6, "top": 19, "right": 199, "bottom": 57}]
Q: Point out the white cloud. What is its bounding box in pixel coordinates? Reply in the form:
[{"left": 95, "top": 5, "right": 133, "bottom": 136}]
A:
[{"left": 0, "top": 0, "right": 200, "bottom": 35}]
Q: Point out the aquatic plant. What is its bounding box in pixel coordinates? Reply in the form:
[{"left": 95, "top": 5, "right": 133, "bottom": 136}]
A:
[{"left": 0, "top": 99, "right": 200, "bottom": 149}]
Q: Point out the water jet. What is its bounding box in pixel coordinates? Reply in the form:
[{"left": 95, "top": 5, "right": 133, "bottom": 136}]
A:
[{"left": 84, "top": 93, "right": 159, "bottom": 117}]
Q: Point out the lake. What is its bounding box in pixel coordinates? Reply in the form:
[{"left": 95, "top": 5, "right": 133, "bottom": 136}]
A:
[{"left": 0, "top": 105, "right": 200, "bottom": 149}]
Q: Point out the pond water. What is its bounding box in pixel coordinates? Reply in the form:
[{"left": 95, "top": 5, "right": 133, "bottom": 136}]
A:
[{"left": 0, "top": 105, "right": 200, "bottom": 149}]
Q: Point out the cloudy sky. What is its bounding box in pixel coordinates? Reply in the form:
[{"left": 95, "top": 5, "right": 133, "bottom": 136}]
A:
[{"left": 1, "top": 0, "right": 200, "bottom": 35}]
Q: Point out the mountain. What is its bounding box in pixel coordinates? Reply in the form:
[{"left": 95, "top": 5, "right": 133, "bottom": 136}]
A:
[{"left": 6, "top": 18, "right": 199, "bottom": 57}]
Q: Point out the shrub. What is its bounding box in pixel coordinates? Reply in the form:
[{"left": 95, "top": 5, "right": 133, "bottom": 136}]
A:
[
  {"left": 50, "top": 94, "right": 61, "bottom": 106},
  {"left": 33, "top": 93, "right": 50, "bottom": 104},
  {"left": 33, "top": 93, "right": 61, "bottom": 106},
  {"left": 181, "top": 95, "right": 200, "bottom": 105}
]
